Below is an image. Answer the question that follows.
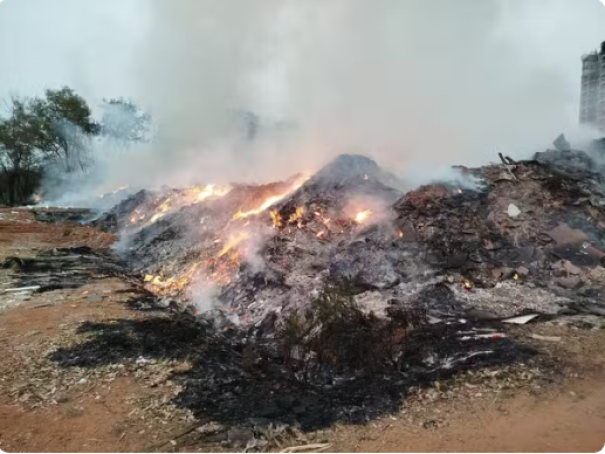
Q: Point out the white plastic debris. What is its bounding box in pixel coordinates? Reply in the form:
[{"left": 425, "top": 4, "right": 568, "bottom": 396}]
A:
[
  {"left": 502, "top": 314, "right": 539, "bottom": 325},
  {"left": 3, "top": 286, "right": 40, "bottom": 293},
  {"left": 507, "top": 203, "right": 521, "bottom": 218},
  {"left": 530, "top": 334, "right": 562, "bottom": 342},
  {"left": 459, "top": 333, "right": 507, "bottom": 341},
  {"left": 135, "top": 356, "right": 152, "bottom": 365}
]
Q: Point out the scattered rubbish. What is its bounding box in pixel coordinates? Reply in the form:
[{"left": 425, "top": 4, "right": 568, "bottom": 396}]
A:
[
  {"left": 281, "top": 443, "right": 332, "bottom": 453},
  {"left": 458, "top": 333, "right": 507, "bottom": 341},
  {"left": 135, "top": 356, "right": 153, "bottom": 365},
  {"left": 464, "top": 309, "right": 499, "bottom": 320},
  {"left": 552, "top": 260, "right": 582, "bottom": 276},
  {"left": 581, "top": 242, "right": 605, "bottom": 265},
  {"left": 438, "top": 351, "right": 495, "bottom": 370},
  {"left": 502, "top": 314, "right": 540, "bottom": 325},
  {"left": 1, "top": 247, "right": 128, "bottom": 294},
  {"left": 29, "top": 303, "right": 53, "bottom": 310},
  {"left": 507, "top": 203, "right": 521, "bottom": 218},
  {"left": 553, "top": 133, "right": 571, "bottom": 152},
  {"left": 498, "top": 152, "right": 517, "bottom": 166},
  {"left": 3, "top": 286, "right": 40, "bottom": 293},
  {"left": 495, "top": 171, "right": 515, "bottom": 182},
  {"left": 422, "top": 419, "right": 439, "bottom": 430},
  {"left": 227, "top": 427, "right": 255, "bottom": 448},
  {"left": 86, "top": 295, "right": 104, "bottom": 303},
  {"left": 545, "top": 224, "right": 589, "bottom": 246},
  {"left": 556, "top": 276, "right": 582, "bottom": 289},
  {"left": 567, "top": 301, "right": 605, "bottom": 317},
  {"left": 530, "top": 334, "right": 562, "bottom": 343}
]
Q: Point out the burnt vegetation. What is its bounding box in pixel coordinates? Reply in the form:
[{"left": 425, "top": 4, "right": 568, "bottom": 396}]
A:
[{"left": 48, "top": 283, "right": 533, "bottom": 431}]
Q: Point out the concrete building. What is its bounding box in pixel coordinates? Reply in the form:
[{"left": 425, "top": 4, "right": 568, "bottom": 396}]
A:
[{"left": 580, "top": 41, "right": 605, "bottom": 132}]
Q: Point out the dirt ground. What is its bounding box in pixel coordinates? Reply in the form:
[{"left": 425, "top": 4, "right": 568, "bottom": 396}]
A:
[{"left": 0, "top": 207, "right": 604, "bottom": 453}]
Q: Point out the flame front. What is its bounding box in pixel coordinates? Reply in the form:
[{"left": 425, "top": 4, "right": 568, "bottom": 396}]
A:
[
  {"left": 354, "top": 210, "right": 372, "bottom": 223},
  {"left": 233, "top": 194, "right": 286, "bottom": 220},
  {"left": 217, "top": 231, "right": 250, "bottom": 258},
  {"left": 196, "top": 184, "right": 230, "bottom": 203},
  {"left": 150, "top": 197, "right": 173, "bottom": 223},
  {"left": 270, "top": 209, "right": 282, "bottom": 228},
  {"left": 233, "top": 176, "right": 307, "bottom": 221}
]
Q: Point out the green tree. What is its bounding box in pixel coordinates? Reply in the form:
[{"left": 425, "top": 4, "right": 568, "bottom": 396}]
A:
[
  {"left": 0, "top": 97, "right": 45, "bottom": 204},
  {"left": 31, "top": 87, "right": 100, "bottom": 171},
  {"left": 0, "top": 86, "right": 99, "bottom": 204}
]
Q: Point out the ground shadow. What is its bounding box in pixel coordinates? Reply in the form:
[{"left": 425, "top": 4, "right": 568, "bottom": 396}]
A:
[{"left": 48, "top": 307, "right": 536, "bottom": 432}]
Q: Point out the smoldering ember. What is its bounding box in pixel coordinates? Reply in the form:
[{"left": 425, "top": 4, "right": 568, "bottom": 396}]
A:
[{"left": 3, "top": 135, "right": 605, "bottom": 450}]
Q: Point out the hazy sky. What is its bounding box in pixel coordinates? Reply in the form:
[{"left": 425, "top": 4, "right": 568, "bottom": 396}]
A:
[
  {"left": 0, "top": 0, "right": 145, "bottom": 104},
  {"left": 0, "top": 0, "right": 604, "bottom": 189},
  {"left": 0, "top": 0, "right": 602, "bottom": 107}
]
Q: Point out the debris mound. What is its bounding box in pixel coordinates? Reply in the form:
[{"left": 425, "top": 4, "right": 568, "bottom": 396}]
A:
[{"left": 92, "top": 148, "right": 605, "bottom": 326}]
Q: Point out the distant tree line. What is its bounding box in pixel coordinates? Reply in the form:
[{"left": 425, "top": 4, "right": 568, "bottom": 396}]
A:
[{"left": 0, "top": 87, "right": 150, "bottom": 205}]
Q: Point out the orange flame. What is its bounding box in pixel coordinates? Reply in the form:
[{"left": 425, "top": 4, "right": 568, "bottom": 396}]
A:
[
  {"left": 217, "top": 231, "right": 250, "bottom": 258},
  {"left": 130, "top": 209, "right": 145, "bottom": 224},
  {"left": 313, "top": 210, "right": 331, "bottom": 226},
  {"left": 233, "top": 176, "right": 307, "bottom": 221},
  {"left": 270, "top": 209, "right": 282, "bottom": 228},
  {"left": 233, "top": 195, "right": 285, "bottom": 220},
  {"left": 32, "top": 193, "right": 41, "bottom": 203},
  {"left": 196, "top": 184, "right": 230, "bottom": 203},
  {"left": 288, "top": 207, "right": 305, "bottom": 229},
  {"left": 354, "top": 210, "right": 372, "bottom": 224},
  {"left": 150, "top": 197, "right": 173, "bottom": 223}
]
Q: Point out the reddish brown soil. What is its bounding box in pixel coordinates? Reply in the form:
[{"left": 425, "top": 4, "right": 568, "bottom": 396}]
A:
[
  {"left": 0, "top": 207, "right": 114, "bottom": 260},
  {"left": 334, "top": 376, "right": 605, "bottom": 453},
  {"left": 0, "top": 278, "right": 165, "bottom": 453}
]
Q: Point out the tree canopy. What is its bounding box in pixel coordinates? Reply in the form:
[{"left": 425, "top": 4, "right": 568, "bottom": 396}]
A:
[{"left": 0, "top": 86, "right": 149, "bottom": 205}]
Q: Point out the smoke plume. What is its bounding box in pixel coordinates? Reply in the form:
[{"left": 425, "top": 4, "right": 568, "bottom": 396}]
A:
[{"left": 130, "top": 0, "right": 603, "bottom": 186}]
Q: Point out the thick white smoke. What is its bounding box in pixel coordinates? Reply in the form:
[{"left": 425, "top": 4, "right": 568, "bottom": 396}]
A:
[{"left": 129, "top": 0, "right": 603, "bottom": 188}]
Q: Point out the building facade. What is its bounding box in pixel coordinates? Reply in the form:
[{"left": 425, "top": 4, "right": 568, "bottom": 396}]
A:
[{"left": 580, "top": 41, "right": 605, "bottom": 132}]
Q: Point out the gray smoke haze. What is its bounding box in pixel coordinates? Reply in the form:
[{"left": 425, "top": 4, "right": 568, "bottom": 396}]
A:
[
  {"left": 1, "top": 0, "right": 603, "bottom": 200},
  {"left": 129, "top": 0, "right": 604, "bottom": 188}
]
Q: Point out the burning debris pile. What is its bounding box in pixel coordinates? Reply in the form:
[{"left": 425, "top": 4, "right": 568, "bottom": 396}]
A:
[{"left": 94, "top": 147, "right": 605, "bottom": 329}]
